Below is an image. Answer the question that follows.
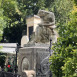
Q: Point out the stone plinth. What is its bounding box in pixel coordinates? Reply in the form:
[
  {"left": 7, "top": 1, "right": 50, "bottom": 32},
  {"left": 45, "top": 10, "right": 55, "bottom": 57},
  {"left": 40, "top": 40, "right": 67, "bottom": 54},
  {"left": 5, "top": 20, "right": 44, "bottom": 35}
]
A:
[{"left": 18, "top": 43, "right": 51, "bottom": 77}]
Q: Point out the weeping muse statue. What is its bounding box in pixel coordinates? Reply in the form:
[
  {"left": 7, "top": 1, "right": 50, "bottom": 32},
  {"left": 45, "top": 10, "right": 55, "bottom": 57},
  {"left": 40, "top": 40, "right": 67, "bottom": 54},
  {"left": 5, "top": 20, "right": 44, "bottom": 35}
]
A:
[{"left": 31, "top": 10, "right": 58, "bottom": 43}]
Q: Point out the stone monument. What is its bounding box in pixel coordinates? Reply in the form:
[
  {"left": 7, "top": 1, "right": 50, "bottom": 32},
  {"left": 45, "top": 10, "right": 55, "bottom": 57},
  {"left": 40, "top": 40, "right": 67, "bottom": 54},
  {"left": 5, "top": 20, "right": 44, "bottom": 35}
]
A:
[
  {"left": 30, "top": 10, "right": 58, "bottom": 43},
  {"left": 18, "top": 10, "right": 58, "bottom": 77},
  {"left": 18, "top": 44, "right": 51, "bottom": 77}
]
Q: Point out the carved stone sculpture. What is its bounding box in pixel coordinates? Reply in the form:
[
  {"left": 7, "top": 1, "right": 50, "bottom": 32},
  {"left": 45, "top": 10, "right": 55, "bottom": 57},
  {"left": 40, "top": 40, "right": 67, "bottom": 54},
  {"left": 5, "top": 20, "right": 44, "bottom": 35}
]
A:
[
  {"left": 30, "top": 10, "right": 58, "bottom": 43},
  {"left": 38, "top": 10, "right": 56, "bottom": 29}
]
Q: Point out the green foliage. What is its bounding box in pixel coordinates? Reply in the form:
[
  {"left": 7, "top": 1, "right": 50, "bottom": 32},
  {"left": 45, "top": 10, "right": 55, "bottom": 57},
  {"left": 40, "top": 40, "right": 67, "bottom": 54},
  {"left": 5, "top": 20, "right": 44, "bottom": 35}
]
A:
[
  {"left": 0, "top": 46, "right": 6, "bottom": 69},
  {"left": 0, "top": 0, "right": 73, "bottom": 45},
  {"left": 0, "top": 0, "right": 54, "bottom": 44},
  {"left": 0, "top": 52, "right": 6, "bottom": 68},
  {"left": 7, "top": 56, "right": 16, "bottom": 72},
  {"left": 0, "top": 0, "right": 26, "bottom": 44},
  {"left": 49, "top": 0, "right": 73, "bottom": 36},
  {"left": 3, "top": 23, "right": 26, "bottom": 44},
  {"left": 0, "top": 9, "right": 7, "bottom": 41},
  {"left": 0, "top": 1, "right": 7, "bottom": 41},
  {"left": 16, "top": 0, "right": 46, "bottom": 15},
  {"left": 2, "top": 0, "right": 17, "bottom": 18},
  {"left": 74, "top": 0, "right": 77, "bottom": 5},
  {"left": 50, "top": 11, "right": 77, "bottom": 77},
  {"left": 50, "top": 1, "right": 77, "bottom": 77}
]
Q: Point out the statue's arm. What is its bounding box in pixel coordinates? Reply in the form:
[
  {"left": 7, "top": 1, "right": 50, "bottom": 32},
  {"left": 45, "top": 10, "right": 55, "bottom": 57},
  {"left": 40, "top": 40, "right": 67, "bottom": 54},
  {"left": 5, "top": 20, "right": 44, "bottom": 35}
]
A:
[{"left": 41, "top": 21, "right": 55, "bottom": 26}]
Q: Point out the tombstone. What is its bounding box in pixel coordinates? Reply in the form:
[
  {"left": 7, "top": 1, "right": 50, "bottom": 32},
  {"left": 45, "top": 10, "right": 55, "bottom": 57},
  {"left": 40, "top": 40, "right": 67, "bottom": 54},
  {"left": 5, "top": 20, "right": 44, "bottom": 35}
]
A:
[
  {"left": 18, "top": 10, "right": 58, "bottom": 77},
  {"left": 21, "top": 30, "right": 29, "bottom": 47}
]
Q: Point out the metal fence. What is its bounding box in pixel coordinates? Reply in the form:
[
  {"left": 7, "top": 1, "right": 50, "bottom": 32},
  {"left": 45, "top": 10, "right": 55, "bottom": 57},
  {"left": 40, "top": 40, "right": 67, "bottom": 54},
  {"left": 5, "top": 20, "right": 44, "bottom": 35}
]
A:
[{"left": 0, "top": 71, "right": 21, "bottom": 77}]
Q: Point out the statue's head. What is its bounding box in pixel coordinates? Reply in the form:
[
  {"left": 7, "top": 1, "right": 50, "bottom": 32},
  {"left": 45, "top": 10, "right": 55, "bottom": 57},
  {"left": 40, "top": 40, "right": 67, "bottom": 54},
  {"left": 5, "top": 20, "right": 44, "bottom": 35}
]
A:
[
  {"left": 38, "top": 10, "right": 55, "bottom": 20},
  {"left": 38, "top": 10, "right": 49, "bottom": 18}
]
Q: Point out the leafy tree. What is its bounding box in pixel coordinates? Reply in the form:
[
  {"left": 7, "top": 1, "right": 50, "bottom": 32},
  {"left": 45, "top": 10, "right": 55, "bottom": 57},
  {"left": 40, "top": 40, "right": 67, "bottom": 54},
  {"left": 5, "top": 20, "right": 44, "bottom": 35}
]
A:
[
  {"left": 0, "top": 0, "right": 7, "bottom": 41},
  {"left": 0, "top": 0, "right": 73, "bottom": 45},
  {"left": 0, "top": 0, "right": 26, "bottom": 44},
  {"left": 3, "top": 23, "right": 26, "bottom": 44},
  {"left": 49, "top": 0, "right": 73, "bottom": 36},
  {"left": 50, "top": 1, "right": 77, "bottom": 77},
  {"left": 16, "top": 0, "right": 46, "bottom": 15},
  {"left": 1, "top": 0, "right": 53, "bottom": 44}
]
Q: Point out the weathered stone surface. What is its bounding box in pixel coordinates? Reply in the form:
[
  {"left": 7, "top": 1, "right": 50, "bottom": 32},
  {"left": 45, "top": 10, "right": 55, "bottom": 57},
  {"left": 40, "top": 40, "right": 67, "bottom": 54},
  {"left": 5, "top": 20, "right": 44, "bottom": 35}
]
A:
[
  {"left": 30, "top": 10, "right": 58, "bottom": 43},
  {"left": 18, "top": 43, "right": 52, "bottom": 77},
  {"left": 24, "top": 43, "right": 50, "bottom": 47},
  {"left": 18, "top": 10, "right": 56, "bottom": 77},
  {"left": 21, "top": 35, "right": 29, "bottom": 47},
  {"left": 38, "top": 10, "right": 55, "bottom": 28},
  {"left": 21, "top": 72, "right": 27, "bottom": 77}
]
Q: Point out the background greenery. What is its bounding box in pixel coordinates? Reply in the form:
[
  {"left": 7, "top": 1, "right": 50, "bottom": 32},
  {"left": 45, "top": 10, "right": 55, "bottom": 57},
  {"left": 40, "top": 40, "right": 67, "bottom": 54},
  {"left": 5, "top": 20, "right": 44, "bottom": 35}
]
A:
[
  {"left": 0, "top": 0, "right": 73, "bottom": 44},
  {"left": 50, "top": 0, "right": 77, "bottom": 77},
  {"left": 0, "top": 0, "right": 76, "bottom": 76}
]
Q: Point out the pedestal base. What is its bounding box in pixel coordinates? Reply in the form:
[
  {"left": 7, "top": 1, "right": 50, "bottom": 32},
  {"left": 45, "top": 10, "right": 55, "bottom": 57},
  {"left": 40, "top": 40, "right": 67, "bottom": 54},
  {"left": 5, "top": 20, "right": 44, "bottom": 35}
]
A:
[{"left": 18, "top": 43, "right": 52, "bottom": 77}]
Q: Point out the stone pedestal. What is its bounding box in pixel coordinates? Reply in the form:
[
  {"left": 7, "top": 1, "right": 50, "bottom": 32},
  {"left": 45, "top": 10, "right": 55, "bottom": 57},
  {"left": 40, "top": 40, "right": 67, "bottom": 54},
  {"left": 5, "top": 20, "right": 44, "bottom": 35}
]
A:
[{"left": 18, "top": 43, "right": 52, "bottom": 77}]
